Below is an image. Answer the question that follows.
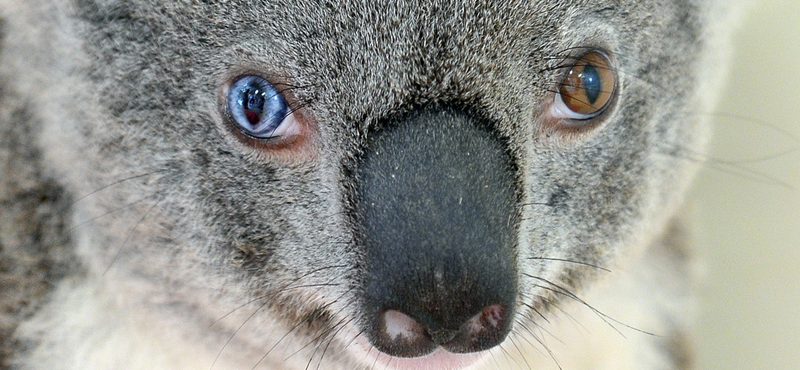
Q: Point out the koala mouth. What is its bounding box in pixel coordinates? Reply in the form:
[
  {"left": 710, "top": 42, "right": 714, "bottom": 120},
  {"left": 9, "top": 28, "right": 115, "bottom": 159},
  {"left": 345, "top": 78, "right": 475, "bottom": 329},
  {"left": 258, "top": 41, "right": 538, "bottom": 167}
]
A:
[
  {"left": 353, "top": 106, "right": 520, "bottom": 364},
  {"left": 357, "top": 344, "right": 487, "bottom": 370}
]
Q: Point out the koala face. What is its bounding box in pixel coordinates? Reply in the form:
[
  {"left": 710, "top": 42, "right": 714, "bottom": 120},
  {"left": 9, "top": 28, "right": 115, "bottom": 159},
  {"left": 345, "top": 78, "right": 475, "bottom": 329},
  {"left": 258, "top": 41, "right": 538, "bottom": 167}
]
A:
[{"left": 4, "top": 0, "right": 724, "bottom": 369}]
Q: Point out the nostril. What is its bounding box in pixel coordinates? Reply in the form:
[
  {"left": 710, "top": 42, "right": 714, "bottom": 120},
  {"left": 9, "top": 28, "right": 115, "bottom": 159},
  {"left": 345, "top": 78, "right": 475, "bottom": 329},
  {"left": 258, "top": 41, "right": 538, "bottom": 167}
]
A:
[
  {"left": 373, "top": 304, "right": 511, "bottom": 357},
  {"left": 375, "top": 310, "right": 438, "bottom": 357},
  {"left": 467, "top": 304, "right": 506, "bottom": 335},
  {"left": 437, "top": 304, "right": 510, "bottom": 354},
  {"left": 384, "top": 309, "right": 426, "bottom": 343}
]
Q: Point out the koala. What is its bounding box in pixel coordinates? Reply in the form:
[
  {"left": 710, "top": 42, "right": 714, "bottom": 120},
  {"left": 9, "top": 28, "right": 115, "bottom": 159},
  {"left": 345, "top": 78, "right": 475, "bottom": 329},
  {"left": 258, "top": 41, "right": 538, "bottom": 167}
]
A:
[{"left": 0, "top": 1, "right": 733, "bottom": 369}]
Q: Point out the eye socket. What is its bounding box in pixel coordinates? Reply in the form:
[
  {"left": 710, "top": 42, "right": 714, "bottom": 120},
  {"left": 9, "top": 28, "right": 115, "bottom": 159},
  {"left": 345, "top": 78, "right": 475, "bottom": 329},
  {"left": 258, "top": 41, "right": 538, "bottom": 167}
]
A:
[
  {"left": 554, "top": 51, "right": 616, "bottom": 120},
  {"left": 226, "top": 75, "right": 299, "bottom": 139}
]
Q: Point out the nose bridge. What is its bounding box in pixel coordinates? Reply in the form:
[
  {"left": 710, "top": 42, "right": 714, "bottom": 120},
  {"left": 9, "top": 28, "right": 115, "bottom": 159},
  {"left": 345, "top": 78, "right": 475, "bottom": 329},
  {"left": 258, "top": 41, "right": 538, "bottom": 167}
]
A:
[{"left": 355, "top": 106, "right": 519, "bottom": 353}]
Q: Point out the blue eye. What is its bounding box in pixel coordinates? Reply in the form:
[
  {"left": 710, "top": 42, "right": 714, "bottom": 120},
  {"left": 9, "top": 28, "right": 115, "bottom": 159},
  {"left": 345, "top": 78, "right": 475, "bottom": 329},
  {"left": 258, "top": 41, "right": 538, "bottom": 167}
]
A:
[{"left": 227, "top": 76, "right": 297, "bottom": 139}]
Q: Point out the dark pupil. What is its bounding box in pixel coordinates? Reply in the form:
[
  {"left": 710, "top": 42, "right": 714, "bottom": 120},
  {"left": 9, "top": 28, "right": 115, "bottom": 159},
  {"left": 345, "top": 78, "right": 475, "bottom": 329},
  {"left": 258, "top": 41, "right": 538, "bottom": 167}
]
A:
[
  {"left": 581, "top": 64, "right": 601, "bottom": 105},
  {"left": 243, "top": 87, "right": 267, "bottom": 125}
]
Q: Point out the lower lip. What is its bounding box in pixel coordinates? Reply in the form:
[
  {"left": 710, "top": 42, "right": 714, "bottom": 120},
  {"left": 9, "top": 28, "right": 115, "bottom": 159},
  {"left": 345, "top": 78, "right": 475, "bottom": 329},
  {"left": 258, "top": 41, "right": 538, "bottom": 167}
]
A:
[{"left": 358, "top": 341, "right": 485, "bottom": 370}]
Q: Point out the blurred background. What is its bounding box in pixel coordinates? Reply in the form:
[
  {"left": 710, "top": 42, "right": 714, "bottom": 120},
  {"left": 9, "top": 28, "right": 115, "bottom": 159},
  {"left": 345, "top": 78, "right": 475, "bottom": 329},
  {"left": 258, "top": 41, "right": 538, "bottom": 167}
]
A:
[{"left": 692, "top": 0, "right": 800, "bottom": 369}]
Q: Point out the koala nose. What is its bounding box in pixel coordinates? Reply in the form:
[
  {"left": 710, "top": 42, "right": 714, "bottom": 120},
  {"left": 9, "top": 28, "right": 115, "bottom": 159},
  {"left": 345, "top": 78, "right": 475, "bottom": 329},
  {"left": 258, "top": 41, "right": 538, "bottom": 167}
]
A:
[{"left": 355, "top": 106, "right": 518, "bottom": 357}]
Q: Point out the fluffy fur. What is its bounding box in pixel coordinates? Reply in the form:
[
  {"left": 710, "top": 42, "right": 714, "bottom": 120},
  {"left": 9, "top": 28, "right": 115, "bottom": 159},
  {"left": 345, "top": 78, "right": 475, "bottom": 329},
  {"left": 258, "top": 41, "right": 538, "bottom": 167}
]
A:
[{"left": 0, "top": 1, "right": 732, "bottom": 369}]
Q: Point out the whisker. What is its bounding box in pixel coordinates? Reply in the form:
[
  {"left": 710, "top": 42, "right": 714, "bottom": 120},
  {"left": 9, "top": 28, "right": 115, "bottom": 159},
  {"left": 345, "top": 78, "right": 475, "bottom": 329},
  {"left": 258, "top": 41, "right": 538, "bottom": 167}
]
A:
[
  {"left": 67, "top": 196, "right": 151, "bottom": 233},
  {"left": 367, "top": 345, "right": 380, "bottom": 370},
  {"left": 520, "top": 201, "right": 552, "bottom": 208},
  {"left": 69, "top": 169, "right": 169, "bottom": 206},
  {"left": 520, "top": 301, "right": 550, "bottom": 324},
  {"left": 251, "top": 302, "right": 340, "bottom": 370},
  {"left": 510, "top": 296, "right": 563, "bottom": 368},
  {"left": 533, "top": 281, "right": 627, "bottom": 337},
  {"left": 527, "top": 256, "right": 611, "bottom": 273},
  {"left": 249, "top": 312, "right": 317, "bottom": 370},
  {"left": 531, "top": 331, "right": 563, "bottom": 370},
  {"left": 307, "top": 293, "right": 359, "bottom": 370},
  {"left": 656, "top": 143, "right": 796, "bottom": 190},
  {"left": 211, "top": 264, "right": 350, "bottom": 326},
  {"left": 706, "top": 146, "right": 800, "bottom": 165},
  {"left": 211, "top": 298, "right": 274, "bottom": 370},
  {"left": 281, "top": 287, "right": 355, "bottom": 363},
  {"left": 550, "top": 301, "right": 589, "bottom": 334},
  {"left": 341, "top": 328, "right": 365, "bottom": 352},
  {"left": 102, "top": 198, "right": 162, "bottom": 276},
  {"left": 212, "top": 265, "right": 350, "bottom": 370},
  {"left": 316, "top": 317, "right": 357, "bottom": 370},
  {"left": 488, "top": 350, "right": 502, "bottom": 370},
  {"left": 497, "top": 342, "right": 527, "bottom": 370},
  {"left": 311, "top": 316, "right": 354, "bottom": 370},
  {"left": 526, "top": 274, "right": 658, "bottom": 337},
  {"left": 508, "top": 336, "right": 534, "bottom": 370},
  {"left": 701, "top": 111, "right": 800, "bottom": 143},
  {"left": 516, "top": 316, "right": 564, "bottom": 347}
]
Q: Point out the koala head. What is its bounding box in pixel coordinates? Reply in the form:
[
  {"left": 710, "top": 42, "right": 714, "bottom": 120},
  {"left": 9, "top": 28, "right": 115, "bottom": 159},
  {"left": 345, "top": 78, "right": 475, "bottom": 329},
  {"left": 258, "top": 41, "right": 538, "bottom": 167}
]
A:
[{"left": 12, "top": 0, "right": 726, "bottom": 368}]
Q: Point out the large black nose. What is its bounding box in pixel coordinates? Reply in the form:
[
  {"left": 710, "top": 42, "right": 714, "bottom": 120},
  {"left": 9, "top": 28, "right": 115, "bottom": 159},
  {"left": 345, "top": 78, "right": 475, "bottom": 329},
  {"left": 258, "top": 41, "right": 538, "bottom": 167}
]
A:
[{"left": 355, "top": 107, "right": 518, "bottom": 357}]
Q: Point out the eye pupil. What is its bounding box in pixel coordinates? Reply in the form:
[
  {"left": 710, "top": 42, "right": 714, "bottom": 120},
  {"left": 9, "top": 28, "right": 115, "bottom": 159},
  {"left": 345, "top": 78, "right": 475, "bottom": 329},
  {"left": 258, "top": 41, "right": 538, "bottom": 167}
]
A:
[
  {"left": 243, "top": 87, "right": 267, "bottom": 125},
  {"left": 580, "top": 64, "right": 601, "bottom": 105}
]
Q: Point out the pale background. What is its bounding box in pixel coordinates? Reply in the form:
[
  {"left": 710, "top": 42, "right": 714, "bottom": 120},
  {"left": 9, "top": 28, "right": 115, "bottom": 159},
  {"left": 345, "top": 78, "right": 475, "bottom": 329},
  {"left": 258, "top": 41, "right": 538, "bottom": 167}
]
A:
[{"left": 692, "top": 0, "right": 800, "bottom": 369}]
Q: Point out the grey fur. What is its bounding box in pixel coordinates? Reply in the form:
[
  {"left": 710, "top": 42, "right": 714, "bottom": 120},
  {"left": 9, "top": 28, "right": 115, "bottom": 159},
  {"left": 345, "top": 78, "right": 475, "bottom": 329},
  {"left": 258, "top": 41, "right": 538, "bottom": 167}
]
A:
[{"left": 0, "top": 1, "right": 732, "bottom": 369}]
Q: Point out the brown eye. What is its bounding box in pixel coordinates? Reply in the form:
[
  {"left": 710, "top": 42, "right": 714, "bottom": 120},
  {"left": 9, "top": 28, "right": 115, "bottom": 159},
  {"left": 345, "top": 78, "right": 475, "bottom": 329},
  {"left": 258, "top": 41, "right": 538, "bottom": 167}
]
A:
[{"left": 556, "top": 51, "right": 616, "bottom": 119}]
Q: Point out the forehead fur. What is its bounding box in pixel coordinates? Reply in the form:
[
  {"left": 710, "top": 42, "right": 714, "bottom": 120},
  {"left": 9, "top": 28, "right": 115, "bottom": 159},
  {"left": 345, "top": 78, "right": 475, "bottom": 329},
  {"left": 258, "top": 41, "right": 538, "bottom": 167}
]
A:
[{"left": 67, "top": 0, "right": 706, "bottom": 122}]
